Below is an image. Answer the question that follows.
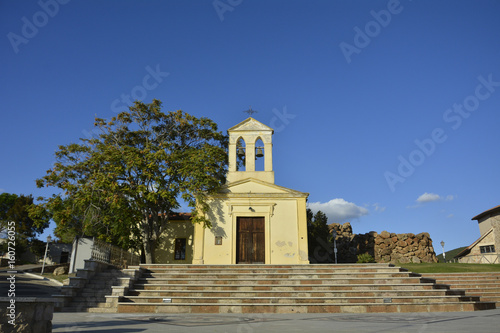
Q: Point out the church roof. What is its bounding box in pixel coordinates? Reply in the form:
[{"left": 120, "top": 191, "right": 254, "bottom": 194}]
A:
[{"left": 228, "top": 117, "right": 274, "bottom": 133}]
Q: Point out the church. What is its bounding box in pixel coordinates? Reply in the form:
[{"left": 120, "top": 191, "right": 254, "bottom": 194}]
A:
[{"left": 155, "top": 117, "right": 310, "bottom": 264}]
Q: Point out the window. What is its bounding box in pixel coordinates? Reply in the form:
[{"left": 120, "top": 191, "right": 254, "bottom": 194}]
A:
[
  {"left": 174, "top": 238, "right": 186, "bottom": 260},
  {"left": 480, "top": 245, "right": 496, "bottom": 254}
]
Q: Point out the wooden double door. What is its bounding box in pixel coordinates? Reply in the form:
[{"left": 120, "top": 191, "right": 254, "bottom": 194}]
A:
[{"left": 236, "top": 217, "right": 265, "bottom": 264}]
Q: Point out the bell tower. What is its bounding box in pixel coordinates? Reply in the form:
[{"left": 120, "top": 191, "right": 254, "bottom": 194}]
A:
[{"left": 227, "top": 117, "right": 274, "bottom": 184}]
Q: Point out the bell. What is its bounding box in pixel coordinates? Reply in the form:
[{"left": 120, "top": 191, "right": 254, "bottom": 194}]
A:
[
  {"left": 256, "top": 147, "right": 264, "bottom": 158},
  {"left": 237, "top": 147, "right": 245, "bottom": 157}
]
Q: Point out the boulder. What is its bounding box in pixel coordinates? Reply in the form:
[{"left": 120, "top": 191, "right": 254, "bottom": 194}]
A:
[
  {"left": 53, "top": 266, "right": 68, "bottom": 276},
  {"left": 411, "top": 257, "right": 421, "bottom": 264},
  {"left": 379, "top": 231, "right": 390, "bottom": 239}
]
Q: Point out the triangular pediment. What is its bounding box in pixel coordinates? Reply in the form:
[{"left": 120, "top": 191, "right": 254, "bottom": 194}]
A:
[
  {"left": 228, "top": 117, "right": 274, "bottom": 133},
  {"left": 218, "top": 178, "right": 308, "bottom": 197}
]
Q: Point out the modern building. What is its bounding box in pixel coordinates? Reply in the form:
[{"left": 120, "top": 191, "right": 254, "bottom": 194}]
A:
[{"left": 156, "top": 117, "right": 310, "bottom": 264}]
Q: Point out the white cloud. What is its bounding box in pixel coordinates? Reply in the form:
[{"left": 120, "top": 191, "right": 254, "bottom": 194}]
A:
[
  {"left": 447, "top": 214, "right": 454, "bottom": 218},
  {"left": 308, "top": 198, "right": 369, "bottom": 223},
  {"left": 408, "top": 192, "right": 456, "bottom": 208},
  {"left": 416, "top": 192, "right": 441, "bottom": 203}
]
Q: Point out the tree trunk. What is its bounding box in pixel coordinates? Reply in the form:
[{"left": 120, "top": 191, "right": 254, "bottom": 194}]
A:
[{"left": 143, "top": 238, "right": 156, "bottom": 264}]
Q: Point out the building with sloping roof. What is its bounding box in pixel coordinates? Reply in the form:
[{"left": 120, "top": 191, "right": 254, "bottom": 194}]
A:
[{"left": 455, "top": 205, "right": 500, "bottom": 263}]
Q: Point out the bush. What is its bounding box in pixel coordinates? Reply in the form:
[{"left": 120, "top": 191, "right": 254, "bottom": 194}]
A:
[{"left": 357, "top": 253, "right": 375, "bottom": 263}]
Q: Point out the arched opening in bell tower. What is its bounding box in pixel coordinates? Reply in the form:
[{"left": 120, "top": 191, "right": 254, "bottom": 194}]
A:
[
  {"left": 255, "top": 137, "right": 265, "bottom": 171},
  {"left": 236, "top": 137, "right": 246, "bottom": 171}
]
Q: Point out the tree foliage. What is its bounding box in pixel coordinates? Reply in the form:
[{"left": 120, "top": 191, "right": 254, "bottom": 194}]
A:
[
  {"left": 0, "top": 193, "right": 50, "bottom": 256},
  {"left": 307, "top": 209, "right": 333, "bottom": 263},
  {"left": 34, "top": 100, "right": 228, "bottom": 263},
  {"left": 0, "top": 192, "right": 18, "bottom": 236}
]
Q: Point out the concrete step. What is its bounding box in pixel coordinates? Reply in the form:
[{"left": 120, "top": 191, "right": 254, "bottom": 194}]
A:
[
  {"left": 424, "top": 273, "right": 500, "bottom": 278},
  {"left": 116, "top": 301, "right": 495, "bottom": 314},
  {"left": 447, "top": 286, "right": 500, "bottom": 292},
  {"left": 134, "top": 282, "right": 449, "bottom": 291},
  {"left": 142, "top": 272, "right": 422, "bottom": 279},
  {"left": 433, "top": 277, "right": 500, "bottom": 282},
  {"left": 136, "top": 277, "right": 434, "bottom": 285},
  {"left": 121, "top": 295, "right": 481, "bottom": 305},
  {"left": 127, "top": 289, "right": 465, "bottom": 298},
  {"left": 141, "top": 267, "right": 406, "bottom": 274},
  {"left": 438, "top": 283, "right": 500, "bottom": 289}
]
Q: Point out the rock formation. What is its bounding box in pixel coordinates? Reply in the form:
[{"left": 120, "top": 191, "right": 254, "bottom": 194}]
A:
[{"left": 328, "top": 222, "right": 438, "bottom": 264}]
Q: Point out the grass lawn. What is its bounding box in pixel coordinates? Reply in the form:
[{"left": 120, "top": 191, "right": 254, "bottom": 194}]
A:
[
  {"left": 400, "top": 263, "right": 500, "bottom": 274},
  {"left": 40, "top": 273, "right": 73, "bottom": 284}
]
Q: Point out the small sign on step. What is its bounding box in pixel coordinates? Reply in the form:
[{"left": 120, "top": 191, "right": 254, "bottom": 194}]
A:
[{"left": 162, "top": 298, "right": 172, "bottom": 303}]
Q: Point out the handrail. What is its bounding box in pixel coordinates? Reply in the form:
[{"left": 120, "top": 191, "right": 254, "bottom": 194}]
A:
[{"left": 90, "top": 238, "right": 141, "bottom": 268}]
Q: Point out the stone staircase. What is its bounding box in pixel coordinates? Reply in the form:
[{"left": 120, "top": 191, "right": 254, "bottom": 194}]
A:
[
  {"left": 54, "top": 260, "right": 142, "bottom": 313},
  {"left": 60, "top": 267, "right": 127, "bottom": 312},
  {"left": 423, "top": 272, "right": 500, "bottom": 307},
  {"left": 115, "top": 264, "right": 496, "bottom": 314}
]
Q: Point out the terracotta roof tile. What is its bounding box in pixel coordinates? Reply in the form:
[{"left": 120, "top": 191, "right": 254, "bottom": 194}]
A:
[{"left": 471, "top": 204, "right": 500, "bottom": 221}]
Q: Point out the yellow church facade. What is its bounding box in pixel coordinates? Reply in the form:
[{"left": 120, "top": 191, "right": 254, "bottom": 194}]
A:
[{"left": 157, "top": 117, "right": 309, "bottom": 265}]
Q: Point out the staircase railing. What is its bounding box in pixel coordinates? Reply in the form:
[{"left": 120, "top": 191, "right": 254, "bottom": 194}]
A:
[{"left": 91, "top": 238, "right": 141, "bottom": 268}]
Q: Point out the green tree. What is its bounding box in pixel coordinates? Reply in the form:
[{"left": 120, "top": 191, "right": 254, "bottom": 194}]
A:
[
  {"left": 307, "top": 209, "right": 333, "bottom": 263},
  {"left": 0, "top": 192, "right": 18, "bottom": 236},
  {"left": 0, "top": 193, "right": 50, "bottom": 257},
  {"left": 34, "top": 100, "right": 228, "bottom": 263}
]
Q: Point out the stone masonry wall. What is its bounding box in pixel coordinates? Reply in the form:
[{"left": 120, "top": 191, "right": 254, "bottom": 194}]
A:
[
  {"left": 330, "top": 223, "right": 438, "bottom": 264},
  {"left": 0, "top": 298, "right": 54, "bottom": 333}
]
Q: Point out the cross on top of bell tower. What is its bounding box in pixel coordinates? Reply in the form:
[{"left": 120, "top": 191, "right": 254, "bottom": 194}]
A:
[{"left": 243, "top": 106, "right": 258, "bottom": 117}]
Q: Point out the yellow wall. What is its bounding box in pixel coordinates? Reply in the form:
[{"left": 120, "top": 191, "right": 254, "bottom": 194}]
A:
[
  {"left": 155, "top": 219, "right": 194, "bottom": 264},
  {"left": 196, "top": 195, "right": 309, "bottom": 265}
]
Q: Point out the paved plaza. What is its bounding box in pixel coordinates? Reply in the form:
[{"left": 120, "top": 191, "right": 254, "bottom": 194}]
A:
[{"left": 52, "top": 309, "right": 500, "bottom": 333}]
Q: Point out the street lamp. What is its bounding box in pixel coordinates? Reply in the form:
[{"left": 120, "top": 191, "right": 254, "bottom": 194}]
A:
[
  {"left": 332, "top": 229, "right": 338, "bottom": 264},
  {"left": 440, "top": 240, "right": 446, "bottom": 263},
  {"left": 41, "top": 235, "right": 52, "bottom": 275}
]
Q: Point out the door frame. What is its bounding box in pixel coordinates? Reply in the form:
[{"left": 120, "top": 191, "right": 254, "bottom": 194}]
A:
[
  {"left": 236, "top": 216, "right": 266, "bottom": 264},
  {"left": 229, "top": 204, "right": 274, "bottom": 264}
]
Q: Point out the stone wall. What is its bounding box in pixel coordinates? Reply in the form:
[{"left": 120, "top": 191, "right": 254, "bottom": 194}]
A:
[
  {"left": 330, "top": 223, "right": 438, "bottom": 264},
  {"left": 0, "top": 298, "right": 54, "bottom": 333}
]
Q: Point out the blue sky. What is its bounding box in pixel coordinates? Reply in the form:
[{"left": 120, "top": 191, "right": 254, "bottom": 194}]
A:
[{"left": 1, "top": 0, "right": 499, "bottom": 254}]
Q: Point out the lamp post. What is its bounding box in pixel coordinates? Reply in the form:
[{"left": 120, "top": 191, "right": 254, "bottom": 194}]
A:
[
  {"left": 440, "top": 240, "right": 446, "bottom": 263},
  {"left": 41, "top": 235, "right": 52, "bottom": 275},
  {"left": 332, "top": 229, "right": 338, "bottom": 264}
]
